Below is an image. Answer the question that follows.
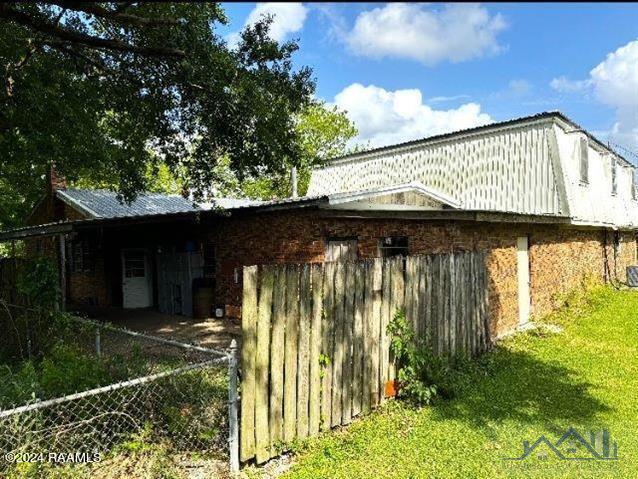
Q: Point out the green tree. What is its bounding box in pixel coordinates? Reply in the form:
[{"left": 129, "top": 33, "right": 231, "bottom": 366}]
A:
[
  {"left": 0, "top": 2, "right": 315, "bottom": 229},
  {"left": 218, "top": 102, "right": 358, "bottom": 199}
]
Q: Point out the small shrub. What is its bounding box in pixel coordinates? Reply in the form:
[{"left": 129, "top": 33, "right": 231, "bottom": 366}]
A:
[
  {"left": 40, "top": 344, "right": 111, "bottom": 396},
  {"left": 0, "top": 362, "right": 41, "bottom": 408},
  {"left": 388, "top": 309, "right": 455, "bottom": 405},
  {"left": 16, "top": 257, "right": 59, "bottom": 310}
]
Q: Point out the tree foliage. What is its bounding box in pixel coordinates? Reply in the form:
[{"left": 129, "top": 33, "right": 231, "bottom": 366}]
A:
[
  {"left": 216, "top": 102, "right": 358, "bottom": 199},
  {"left": 0, "top": 2, "right": 315, "bottom": 229}
]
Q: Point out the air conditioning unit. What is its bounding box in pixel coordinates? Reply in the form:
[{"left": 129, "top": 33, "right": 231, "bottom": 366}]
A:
[{"left": 627, "top": 266, "right": 638, "bottom": 287}]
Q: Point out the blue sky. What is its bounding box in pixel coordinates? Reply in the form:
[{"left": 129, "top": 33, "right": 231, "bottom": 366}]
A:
[{"left": 219, "top": 3, "right": 638, "bottom": 156}]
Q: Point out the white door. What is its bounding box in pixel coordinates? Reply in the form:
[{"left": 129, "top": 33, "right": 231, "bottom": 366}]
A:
[
  {"left": 122, "top": 250, "right": 152, "bottom": 309},
  {"left": 516, "top": 236, "right": 531, "bottom": 325}
]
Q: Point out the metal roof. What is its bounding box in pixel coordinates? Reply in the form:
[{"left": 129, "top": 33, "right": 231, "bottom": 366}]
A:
[
  {"left": 308, "top": 111, "right": 638, "bottom": 228},
  {"left": 56, "top": 189, "right": 263, "bottom": 219},
  {"left": 57, "top": 189, "right": 200, "bottom": 219},
  {"left": 327, "top": 111, "right": 633, "bottom": 168}
]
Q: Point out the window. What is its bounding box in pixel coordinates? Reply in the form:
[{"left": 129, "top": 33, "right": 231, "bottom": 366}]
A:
[
  {"left": 378, "top": 236, "right": 409, "bottom": 257},
  {"left": 325, "top": 238, "right": 358, "bottom": 262},
  {"left": 633, "top": 172, "right": 637, "bottom": 201},
  {"left": 202, "top": 241, "right": 215, "bottom": 278},
  {"left": 611, "top": 157, "right": 617, "bottom": 195},
  {"left": 579, "top": 137, "right": 589, "bottom": 184},
  {"left": 123, "top": 251, "right": 146, "bottom": 278},
  {"left": 68, "top": 239, "right": 95, "bottom": 273}
]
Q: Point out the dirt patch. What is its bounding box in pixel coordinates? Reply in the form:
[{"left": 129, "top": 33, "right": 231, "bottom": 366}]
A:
[{"left": 85, "top": 308, "right": 241, "bottom": 352}]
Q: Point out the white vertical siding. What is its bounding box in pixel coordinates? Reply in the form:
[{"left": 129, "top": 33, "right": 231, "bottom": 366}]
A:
[
  {"left": 308, "top": 122, "right": 563, "bottom": 216},
  {"left": 308, "top": 115, "right": 638, "bottom": 228},
  {"left": 554, "top": 125, "right": 638, "bottom": 227}
]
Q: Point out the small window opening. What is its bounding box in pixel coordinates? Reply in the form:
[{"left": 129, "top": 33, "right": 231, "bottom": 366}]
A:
[
  {"left": 579, "top": 137, "right": 589, "bottom": 184},
  {"left": 325, "top": 238, "right": 358, "bottom": 262},
  {"left": 378, "top": 236, "right": 409, "bottom": 258}
]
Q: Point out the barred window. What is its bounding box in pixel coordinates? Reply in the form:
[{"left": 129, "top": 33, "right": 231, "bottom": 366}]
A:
[
  {"left": 68, "top": 239, "right": 95, "bottom": 274},
  {"left": 611, "top": 158, "right": 617, "bottom": 196},
  {"left": 379, "top": 236, "right": 409, "bottom": 258},
  {"left": 203, "top": 241, "right": 216, "bottom": 278}
]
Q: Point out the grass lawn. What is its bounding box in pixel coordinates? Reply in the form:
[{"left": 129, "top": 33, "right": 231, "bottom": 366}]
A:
[{"left": 280, "top": 287, "right": 638, "bottom": 479}]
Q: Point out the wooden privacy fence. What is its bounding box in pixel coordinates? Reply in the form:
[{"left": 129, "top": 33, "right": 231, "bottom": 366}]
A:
[{"left": 240, "top": 251, "right": 490, "bottom": 464}]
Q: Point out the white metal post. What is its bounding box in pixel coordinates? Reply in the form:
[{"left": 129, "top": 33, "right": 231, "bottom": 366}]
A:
[
  {"left": 228, "top": 339, "right": 240, "bottom": 474},
  {"left": 95, "top": 326, "right": 101, "bottom": 358}
]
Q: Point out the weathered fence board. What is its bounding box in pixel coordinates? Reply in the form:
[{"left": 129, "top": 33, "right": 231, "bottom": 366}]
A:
[
  {"left": 269, "top": 267, "right": 285, "bottom": 446},
  {"left": 342, "top": 262, "right": 355, "bottom": 424},
  {"left": 297, "top": 265, "right": 311, "bottom": 439},
  {"left": 320, "top": 262, "right": 335, "bottom": 431},
  {"left": 283, "top": 266, "right": 299, "bottom": 443},
  {"left": 240, "top": 266, "right": 257, "bottom": 462},
  {"left": 255, "top": 266, "right": 274, "bottom": 463},
  {"left": 331, "top": 263, "right": 345, "bottom": 427},
  {"left": 240, "top": 251, "right": 490, "bottom": 463},
  {"left": 308, "top": 265, "right": 323, "bottom": 436},
  {"left": 352, "top": 263, "right": 364, "bottom": 417}
]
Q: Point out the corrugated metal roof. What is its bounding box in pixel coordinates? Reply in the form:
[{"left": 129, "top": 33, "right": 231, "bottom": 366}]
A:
[
  {"left": 327, "top": 111, "right": 633, "bottom": 168},
  {"left": 57, "top": 189, "right": 201, "bottom": 219},
  {"left": 56, "top": 189, "right": 263, "bottom": 219},
  {"left": 308, "top": 111, "right": 638, "bottom": 227},
  {"left": 308, "top": 119, "right": 564, "bottom": 217}
]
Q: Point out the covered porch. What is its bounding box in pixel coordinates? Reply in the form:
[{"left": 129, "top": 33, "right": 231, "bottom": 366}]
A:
[{"left": 0, "top": 210, "right": 228, "bottom": 322}]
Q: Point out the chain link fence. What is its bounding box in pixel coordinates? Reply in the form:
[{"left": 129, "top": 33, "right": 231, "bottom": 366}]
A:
[{"left": 0, "top": 303, "right": 239, "bottom": 476}]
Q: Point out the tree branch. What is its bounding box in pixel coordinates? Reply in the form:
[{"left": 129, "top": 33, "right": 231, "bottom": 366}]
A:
[
  {"left": 49, "top": 1, "right": 181, "bottom": 27},
  {"left": 0, "top": 5, "right": 185, "bottom": 58}
]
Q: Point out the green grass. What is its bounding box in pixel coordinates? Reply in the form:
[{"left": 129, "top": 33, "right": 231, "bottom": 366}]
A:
[{"left": 281, "top": 287, "right": 638, "bottom": 479}]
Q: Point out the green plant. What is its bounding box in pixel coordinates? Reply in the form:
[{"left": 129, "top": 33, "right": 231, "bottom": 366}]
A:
[
  {"left": 283, "top": 286, "right": 638, "bottom": 479},
  {"left": 40, "top": 344, "right": 111, "bottom": 396},
  {"left": 16, "top": 257, "right": 59, "bottom": 310},
  {"left": 387, "top": 309, "right": 455, "bottom": 405}
]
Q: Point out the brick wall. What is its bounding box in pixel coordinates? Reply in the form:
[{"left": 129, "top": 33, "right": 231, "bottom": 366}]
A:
[
  {"left": 210, "top": 210, "right": 637, "bottom": 337},
  {"left": 25, "top": 191, "right": 104, "bottom": 307},
  {"left": 22, "top": 193, "right": 637, "bottom": 337}
]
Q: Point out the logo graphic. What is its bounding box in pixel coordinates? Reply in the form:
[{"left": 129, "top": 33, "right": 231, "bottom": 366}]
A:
[{"left": 504, "top": 427, "right": 619, "bottom": 461}]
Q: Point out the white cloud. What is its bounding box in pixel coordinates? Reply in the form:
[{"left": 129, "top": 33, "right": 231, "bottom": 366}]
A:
[
  {"left": 332, "top": 83, "right": 493, "bottom": 148},
  {"left": 551, "top": 40, "right": 638, "bottom": 149},
  {"left": 549, "top": 76, "right": 591, "bottom": 93},
  {"left": 590, "top": 41, "right": 638, "bottom": 108},
  {"left": 345, "top": 3, "right": 507, "bottom": 65},
  {"left": 507, "top": 79, "right": 532, "bottom": 96},
  {"left": 427, "top": 94, "right": 471, "bottom": 104},
  {"left": 228, "top": 3, "right": 308, "bottom": 46}
]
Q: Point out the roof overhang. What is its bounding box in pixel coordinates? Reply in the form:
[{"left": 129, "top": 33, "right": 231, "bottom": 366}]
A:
[
  {"left": 56, "top": 190, "right": 100, "bottom": 218},
  {"left": 323, "top": 182, "right": 461, "bottom": 211}
]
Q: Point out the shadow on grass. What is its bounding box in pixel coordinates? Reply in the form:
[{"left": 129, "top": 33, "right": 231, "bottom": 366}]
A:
[{"left": 429, "top": 345, "right": 612, "bottom": 438}]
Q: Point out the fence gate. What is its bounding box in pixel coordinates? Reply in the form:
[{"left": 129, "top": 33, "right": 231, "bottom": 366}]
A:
[{"left": 240, "top": 251, "right": 489, "bottom": 464}]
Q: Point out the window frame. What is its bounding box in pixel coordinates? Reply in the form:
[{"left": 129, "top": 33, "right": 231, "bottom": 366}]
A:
[
  {"left": 611, "top": 156, "right": 618, "bottom": 196},
  {"left": 378, "top": 236, "right": 409, "bottom": 258},
  {"left": 325, "top": 236, "right": 358, "bottom": 262},
  {"left": 68, "top": 238, "right": 96, "bottom": 274},
  {"left": 579, "top": 137, "right": 589, "bottom": 185}
]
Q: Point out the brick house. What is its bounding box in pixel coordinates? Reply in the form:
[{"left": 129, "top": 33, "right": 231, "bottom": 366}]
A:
[{"left": 2, "top": 111, "right": 636, "bottom": 338}]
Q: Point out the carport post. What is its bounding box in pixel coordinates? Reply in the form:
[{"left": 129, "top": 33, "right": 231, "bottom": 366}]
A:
[
  {"left": 58, "top": 233, "right": 66, "bottom": 311},
  {"left": 228, "top": 339, "right": 240, "bottom": 474},
  {"left": 95, "top": 326, "right": 102, "bottom": 358}
]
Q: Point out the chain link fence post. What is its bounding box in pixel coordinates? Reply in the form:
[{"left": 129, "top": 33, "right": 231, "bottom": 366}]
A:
[
  {"left": 95, "top": 325, "right": 101, "bottom": 358},
  {"left": 228, "top": 339, "right": 240, "bottom": 474}
]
